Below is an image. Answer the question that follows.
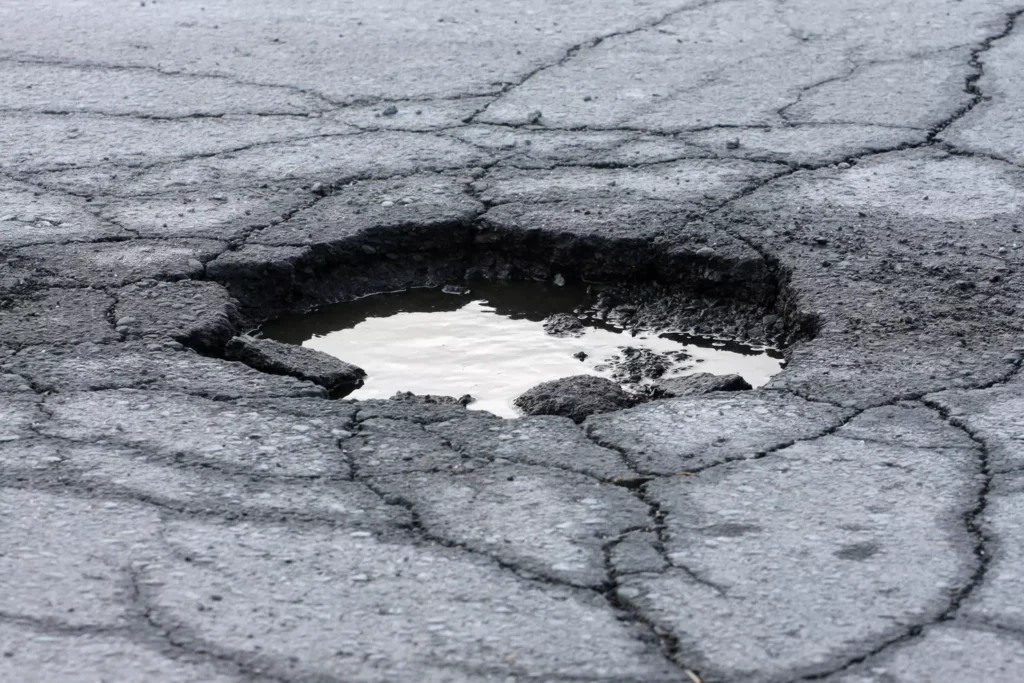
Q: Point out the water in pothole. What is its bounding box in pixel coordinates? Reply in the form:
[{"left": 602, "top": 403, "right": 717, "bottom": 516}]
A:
[{"left": 262, "top": 281, "right": 785, "bottom": 417}]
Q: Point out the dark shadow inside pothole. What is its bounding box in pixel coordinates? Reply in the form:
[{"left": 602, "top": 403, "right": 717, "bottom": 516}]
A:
[{"left": 260, "top": 280, "right": 785, "bottom": 417}]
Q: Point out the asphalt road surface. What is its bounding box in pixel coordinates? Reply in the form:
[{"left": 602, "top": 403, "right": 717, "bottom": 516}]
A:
[{"left": 1, "top": 1, "right": 1023, "bottom": 681}]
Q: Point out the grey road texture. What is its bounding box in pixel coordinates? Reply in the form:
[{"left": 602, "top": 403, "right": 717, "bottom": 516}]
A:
[{"left": 2, "top": 1, "right": 1024, "bottom": 681}]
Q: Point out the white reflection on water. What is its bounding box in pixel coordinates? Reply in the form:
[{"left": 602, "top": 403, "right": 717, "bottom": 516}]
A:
[{"left": 304, "top": 299, "right": 783, "bottom": 418}]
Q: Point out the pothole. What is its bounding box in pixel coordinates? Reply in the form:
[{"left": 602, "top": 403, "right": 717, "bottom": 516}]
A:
[{"left": 261, "top": 280, "right": 785, "bottom": 417}]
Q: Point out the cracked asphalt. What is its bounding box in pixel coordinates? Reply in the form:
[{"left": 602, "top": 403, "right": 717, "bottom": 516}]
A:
[{"left": 2, "top": 1, "right": 1024, "bottom": 681}]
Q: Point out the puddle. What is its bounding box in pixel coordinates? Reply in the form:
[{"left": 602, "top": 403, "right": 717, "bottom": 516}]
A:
[{"left": 262, "top": 281, "right": 785, "bottom": 417}]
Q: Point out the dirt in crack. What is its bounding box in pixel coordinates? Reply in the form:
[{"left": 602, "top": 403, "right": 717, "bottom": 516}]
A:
[{"left": 262, "top": 281, "right": 785, "bottom": 417}]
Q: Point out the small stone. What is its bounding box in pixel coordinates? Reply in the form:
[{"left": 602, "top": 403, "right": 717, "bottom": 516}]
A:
[
  {"left": 115, "top": 316, "right": 136, "bottom": 326},
  {"left": 814, "top": 236, "right": 828, "bottom": 245},
  {"left": 553, "top": 273, "right": 566, "bottom": 287},
  {"left": 514, "top": 375, "right": 635, "bottom": 423},
  {"left": 695, "top": 246, "right": 715, "bottom": 257},
  {"left": 441, "top": 284, "right": 470, "bottom": 295},
  {"left": 955, "top": 280, "right": 975, "bottom": 290},
  {"left": 526, "top": 110, "right": 542, "bottom": 124},
  {"left": 573, "top": 351, "right": 588, "bottom": 361},
  {"left": 583, "top": 95, "right": 592, "bottom": 102},
  {"left": 382, "top": 105, "right": 398, "bottom": 116},
  {"left": 186, "top": 258, "right": 204, "bottom": 274},
  {"left": 725, "top": 138, "right": 740, "bottom": 149},
  {"left": 543, "top": 313, "right": 584, "bottom": 338},
  {"left": 380, "top": 200, "right": 394, "bottom": 207},
  {"left": 610, "top": 475, "right": 655, "bottom": 490},
  {"left": 310, "top": 182, "right": 325, "bottom": 195},
  {"left": 657, "top": 373, "right": 752, "bottom": 397},
  {"left": 224, "top": 335, "right": 365, "bottom": 396}
]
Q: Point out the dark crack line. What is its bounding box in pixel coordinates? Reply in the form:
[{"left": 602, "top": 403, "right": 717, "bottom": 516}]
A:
[
  {"left": 0, "top": 170, "right": 138, "bottom": 240},
  {"left": 0, "top": 108, "right": 322, "bottom": 120},
  {"left": 777, "top": 59, "right": 861, "bottom": 122},
  {"left": 126, "top": 565, "right": 296, "bottom": 683},
  {"left": 345, "top": 425, "right": 577, "bottom": 578},
  {"left": 928, "top": 7, "right": 1024, "bottom": 143},
  {"left": 343, "top": 417, "right": 694, "bottom": 681},
  {"left": 940, "top": 144, "right": 1024, "bottom": 170},
  {"left": 602, "top": 536, "right": 705, "bottom": 682},
  {"left": 469, "top": 118, "right": 779, "bottom": 137},
  {"left": 437, "top": 439, "right": 630, "bottom": 484},
  {"left": 11, "top": 130, "right": 365, "bottom": 185},
  {"left": 954, "top": 618, "right": 1024, "bottom": 644},
  {"left": 351, "top": 462, "right": 605, "bottom": 590},
  {"left": 584, "top": 388, "right": 1002, "bottom": 683},
  {"left": 464, "top": 113, "right": 928, "bottom": 140},
  {"left": 776, "top": 41, "right": 985, "bottom": 126},
  {"left": 465, "top": 0, "right": 730, "bottom": 126},
  {"left": 583, "top": 398, "right": 858, "bottom": 480},
  {"left": 0, "top": 469, "right": 377, "bottom": 532},
  {"left": 0, "top": 90, "right": 500, "bottom": 123},
  {"left": 0, "top": 53, "right": 508, "bottom": 115},
  {"left": 494, "top": 153, "right": 750, "bottom": 172},
  {"left": 0, "top": 603, "right": 280, "bottom": 683},
  {"left": 0, "top": 534, "right": 285, "bottom": 681},
  {"left": 27, "top": 418, "right": 341, "bottom": 483},
  {"left": 4, "top": 5, "right": 1020, "bottom": 198},
  {"left": 0, "top": 611, "right": 127, "bottom": 639},
  {"left": 0, "top": 52, "right": 342, "bottom": 109},
  {"left": 137, "top": 499, "right": 661, "bottom": 683},
  {"left": 781, "top": 117, "right": 933, "bottom": 129},
  {"left": 627, "top": 481, "right": 729, "bottom": 598},
  {"left": 692, "top": 5, "right": 1024, "bottom": 282},
  {"left": 13, "top": 126, "right": 482, "bottom": 202},
  {"left": 783, "top": 398, "right": 993, "bottom": 682}
]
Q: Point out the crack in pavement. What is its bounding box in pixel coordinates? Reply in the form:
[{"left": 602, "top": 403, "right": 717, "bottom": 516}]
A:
[
  {"left": 0, "top": 53, "right": 513, "bottom": 117},
  {"left": 127, "top": 564, "right": 294, "bottom": 683},
  {"left": 926, "top": 7, "right": 1024, "bottom": 143},
  {"left": 340, "top": 410, "right": 696, "bottom": 678},
  {"left": 465, "top": 0, "right": 733, "bottom": 126},
  {"left": 786, "top": 398, "right": 994, "bottom": 682},
  {"left": 0, "top": 53, "right": 339, "bottom": 112},
  {"left": 4, "top": 2, "right": 1024, "bottom": 680}
]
